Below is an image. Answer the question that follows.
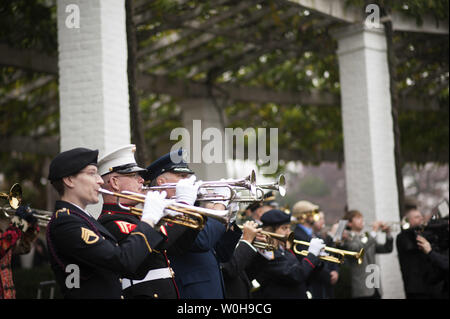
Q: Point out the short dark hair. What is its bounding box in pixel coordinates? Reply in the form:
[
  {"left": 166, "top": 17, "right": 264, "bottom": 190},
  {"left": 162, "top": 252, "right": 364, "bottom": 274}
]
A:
[
  {"left": 344, "top": 210, "right": 363, "bottom": 222},
  {"left": 51, "top": 179, "right": 65, "bottom": 197}
]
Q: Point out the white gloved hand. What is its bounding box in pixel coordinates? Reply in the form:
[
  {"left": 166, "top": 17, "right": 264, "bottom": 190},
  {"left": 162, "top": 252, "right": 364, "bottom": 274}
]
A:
[
  {"left": 175, "top": 175, "right": 201, "bottom": 205},
  {"left": 226, "top": 202, "right": 239, "bottom": 224},
  {"left": 308, "top": 238, "right": 325, "bottom": 257},
  {"left": 141, "top": 191, "right": 168, "bottom": 226}
]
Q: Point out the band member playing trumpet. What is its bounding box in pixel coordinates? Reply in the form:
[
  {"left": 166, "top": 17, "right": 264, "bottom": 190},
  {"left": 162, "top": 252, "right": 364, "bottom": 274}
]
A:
[
  {"left": 247, "top": 209, "right": 325, "bottom": 299},
  {"left": 142, "top": 149, "right": 242, "bottom": 299},
  {"left": 1, "top": 205, "right": 39, "bottom": 299},
  {"left": 46, "top": 147, "right": 173, "bottom": 299},
  {"left": 291, "top": 200, "right": 339, "bottom": 299},
  {"left": 97, "top": 144, "right": 200, "bottom": 299},
  {"left": 340, "top": 209, "right": 393, "bottom": 299},
  {"left": 221, "top": 220, "right": 265, "bottom": 298}
]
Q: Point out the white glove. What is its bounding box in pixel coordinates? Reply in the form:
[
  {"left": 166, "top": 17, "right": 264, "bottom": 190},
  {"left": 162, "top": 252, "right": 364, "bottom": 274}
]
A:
[
  {"left": 141, "top": 191, "right": 168, "bottom": 226},
  {"left": 227, "top": 202, "right": 239, "bottom": 224},
  {"left": 175, "top": 175, "right": 201, "bottom": 205},
  {"left": 308, "top": 238, "right": 325, "bottom": 257}
]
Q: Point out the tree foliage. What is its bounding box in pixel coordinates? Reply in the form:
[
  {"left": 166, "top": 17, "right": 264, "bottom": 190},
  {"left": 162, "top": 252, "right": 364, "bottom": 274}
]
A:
[{"left": 0, "top": 0, "right": 448, "bottom": 208}]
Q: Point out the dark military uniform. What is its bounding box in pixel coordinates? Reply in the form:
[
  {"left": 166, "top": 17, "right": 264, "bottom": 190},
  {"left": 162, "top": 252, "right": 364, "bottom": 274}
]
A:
[
  {"left": 247, "top": 209, "right": 321, "bottom": 299},
  {"left": 294, "top": 225, "right": 339, "bottom": 299},
  {"left": 98, "top": 202, "right": 199, "bottom": 299},
  {"left": 46, "top": 200, "right": 164, "bottom": 299}
]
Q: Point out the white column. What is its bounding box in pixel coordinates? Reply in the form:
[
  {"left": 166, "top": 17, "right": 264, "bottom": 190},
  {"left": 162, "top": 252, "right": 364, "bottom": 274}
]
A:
[
  {"left": 57, "top": 0, "right": 130, "bottom": 155},
  {"left": 179, "top": 99, "right": 229, "bottom": 180},
  {"left": 333, "top": 24, "right": 405, "bottom": 298},
  {"left": 57, "top": 0, "right": 130, "bottom": 216}
]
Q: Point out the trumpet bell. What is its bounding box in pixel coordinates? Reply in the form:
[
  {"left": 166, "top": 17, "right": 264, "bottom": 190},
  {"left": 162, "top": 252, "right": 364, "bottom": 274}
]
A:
[
  {"left": 278, "top": 175, "right": 286, "bottom": 197},
  {"left": 0, "top": 183, "right": 22, "bottom": 209},
  {"left": 356, "top": 248, "right": 365, "bottom": 265}
]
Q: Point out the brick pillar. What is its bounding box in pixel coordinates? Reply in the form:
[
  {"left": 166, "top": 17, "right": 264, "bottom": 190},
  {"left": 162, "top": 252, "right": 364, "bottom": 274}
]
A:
[
  {"left": 57, "top": 0, "right": 130, "bottom": 154},
  {"left": 57, "top": 0, "right": 130, "bottom": 216},
  {"left": 333, "top": 24, "right": 405, "bottom": 298}
]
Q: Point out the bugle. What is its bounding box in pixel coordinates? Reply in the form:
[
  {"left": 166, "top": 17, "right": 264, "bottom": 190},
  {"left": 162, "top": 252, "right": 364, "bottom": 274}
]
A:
[
  {"left": 292, "top": 240, "right": 365, "bottom": 265},
  {"left": 98, "top": 188, "right": 233, "bottom": 229},
  {"left": 143, "top": 170, "right": 262, "bottom": 202},
  {"left": 1, "top": 183, "right": 51, "bottom": 227},
  {"left": 237, "top": 224, "right": 294, "bottom": 251},
  {"left": 1, "top": 206, "right": 52, "bottom": 227},
  {"left": 0, "top": 183, "right": 22, "bottom": 209},
  {"left": 240, "top": 224, "right": 364, "bottom": 264},
  {"left": 256, "top": 175, "right": 286, "bottom": 197}
]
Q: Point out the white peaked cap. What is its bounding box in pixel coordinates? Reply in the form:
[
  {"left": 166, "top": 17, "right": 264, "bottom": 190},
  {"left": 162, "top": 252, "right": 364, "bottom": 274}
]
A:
[{"left": 97, "top": 144, "right": 146, "bottom": 176}]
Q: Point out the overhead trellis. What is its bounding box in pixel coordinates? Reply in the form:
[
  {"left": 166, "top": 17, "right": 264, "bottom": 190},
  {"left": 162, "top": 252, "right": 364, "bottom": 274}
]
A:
[{"left": 0, "top": 0, "right": 448, "bottom": 201}]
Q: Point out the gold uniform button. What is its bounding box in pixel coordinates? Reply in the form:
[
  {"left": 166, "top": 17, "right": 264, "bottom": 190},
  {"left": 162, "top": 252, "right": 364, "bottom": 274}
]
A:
[
  {"left": 153, "top": 293, "right": 159, "bottom": 298},
  {"left": 121, "top": 295, "right": 124, "bottom": 299}
]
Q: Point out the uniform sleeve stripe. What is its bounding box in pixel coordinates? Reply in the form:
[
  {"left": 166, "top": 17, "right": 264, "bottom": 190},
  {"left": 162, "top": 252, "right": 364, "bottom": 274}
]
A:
[
  {"left": 130, "top": 231, "right": 152, "bottom": 253},
  {"left": 304, "top": 257, "right": 315, "bottom": 268}
]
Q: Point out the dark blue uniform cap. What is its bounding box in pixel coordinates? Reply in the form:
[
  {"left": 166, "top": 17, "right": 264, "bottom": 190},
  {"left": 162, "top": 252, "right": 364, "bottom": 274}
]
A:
[
  {"left": 141, "top": 148, "right": 194, "bottom": 182},
  {"left": 48, "top": 147, "right": 99, "bottom": 181},
  {"left": 261, "top": 209, "right": 291, "bottom": 227}
]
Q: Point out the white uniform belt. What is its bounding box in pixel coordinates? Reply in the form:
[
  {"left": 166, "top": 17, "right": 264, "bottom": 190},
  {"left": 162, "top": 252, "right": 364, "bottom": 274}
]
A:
[{"left": 122, "top": 267, "right": 173, "bottom": 290}]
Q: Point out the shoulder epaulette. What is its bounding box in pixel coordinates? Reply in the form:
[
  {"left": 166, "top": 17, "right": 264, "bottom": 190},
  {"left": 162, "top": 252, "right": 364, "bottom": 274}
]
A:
[{"left": 55, "top": 208, "right": 70, "bottom": 218}]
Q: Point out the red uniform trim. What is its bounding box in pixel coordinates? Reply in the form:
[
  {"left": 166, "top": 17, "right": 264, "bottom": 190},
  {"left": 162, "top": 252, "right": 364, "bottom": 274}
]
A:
[{"left": 304, "top": 257, "right": 315, "bottom": 268}]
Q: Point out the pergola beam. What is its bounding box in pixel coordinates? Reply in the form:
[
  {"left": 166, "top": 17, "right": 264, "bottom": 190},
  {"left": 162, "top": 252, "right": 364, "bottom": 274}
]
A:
[
  {"left": 0, "top": 44, "right": 58, "bottom": 75},
  {"left": 286, "top": 0, "right": 449, "bottom": 34}
]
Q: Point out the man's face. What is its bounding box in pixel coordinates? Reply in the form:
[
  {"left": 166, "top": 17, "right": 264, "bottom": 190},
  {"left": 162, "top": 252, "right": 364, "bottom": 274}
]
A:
[
  {"left": 407, "top": 209, "right": 424, "bottom": 228},
  {"left": 109, "top": 172, "right": 145, "bottom": 205},
  {"left": 348, "top": 215, "right": 364, "bottom": 232},
  {"left": 313, "top": 212, "right": 325, "bottom": 232},
  {"left": 157, "top": 171, "right": 192, "bottom": 198},
  {"left": 67, "top": 165, "right": 104, "bottom": 207}
]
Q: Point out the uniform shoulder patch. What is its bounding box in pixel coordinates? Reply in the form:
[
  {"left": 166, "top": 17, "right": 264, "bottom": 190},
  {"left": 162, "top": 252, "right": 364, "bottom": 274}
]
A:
[
  {"left": 81, "top": 227, "right": 99, "bottom": 244},
  {"left": 114, "top": 220, "right": 137, "bottom": 234},
  {"left": 55, "top": 208, "right": 70, "bottom": 218}
]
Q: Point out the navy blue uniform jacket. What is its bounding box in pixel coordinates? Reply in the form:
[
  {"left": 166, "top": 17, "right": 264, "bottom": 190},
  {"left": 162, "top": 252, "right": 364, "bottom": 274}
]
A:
[{"left": 169, "top": 218, "right": 242, "bottom": 299}]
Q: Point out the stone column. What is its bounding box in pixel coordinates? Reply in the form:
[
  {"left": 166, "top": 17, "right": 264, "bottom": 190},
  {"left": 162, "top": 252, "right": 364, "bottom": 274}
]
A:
[
  {"left": 57, "top": 0, "right": 130, "bottom": 216},
  {"left": 178, "top": 99, "right": 230, "bottom": 180},
  {"left": 333, "top": 24, "right": 405, "bottom": 298}
]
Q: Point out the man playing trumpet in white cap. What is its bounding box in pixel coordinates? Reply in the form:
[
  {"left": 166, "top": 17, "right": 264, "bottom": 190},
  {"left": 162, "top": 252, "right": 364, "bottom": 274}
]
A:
[{"left": 97, "top": 144, "right": 200, "bottom": 299}]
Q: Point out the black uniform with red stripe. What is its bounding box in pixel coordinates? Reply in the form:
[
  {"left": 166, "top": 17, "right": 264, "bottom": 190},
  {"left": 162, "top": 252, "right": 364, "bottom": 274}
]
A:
[
  {"left": 46, "top": 201, "right": 164, "bottom": 299},
  {"left": 98, "top": 203, "right": 199, "bottom": 299}
]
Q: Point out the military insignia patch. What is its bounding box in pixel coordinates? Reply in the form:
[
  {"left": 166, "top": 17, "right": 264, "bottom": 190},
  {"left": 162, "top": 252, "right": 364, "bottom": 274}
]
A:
[
  {"left": 81, "top": 227, "right": 99, "bottom": 244},
  {"left": 114, "top": 221, "right": 137, "bottom": 234}
]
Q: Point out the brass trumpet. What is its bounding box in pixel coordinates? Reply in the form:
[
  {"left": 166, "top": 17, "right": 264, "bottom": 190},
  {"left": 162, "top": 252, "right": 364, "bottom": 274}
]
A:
[
  {"left": 239, "top": 224, "right": 364, "bottom": 264},
  {"left": 237, "top": 224, "right": 295, "bottom": 250},
  {"left": 1, "top": 206, "right": 52, "bottom": 227},
  {"left": 0, "top": 183, "right": 22, "bottom": 209},
  {"left": 292, "top": 240, "right": 365, "bottom": 265},
  {"left": 98, "top": 188, "right": 233, "bottom": 229},
  {"left": 1, "top": 183, "right": 52, "bottom": 226}
]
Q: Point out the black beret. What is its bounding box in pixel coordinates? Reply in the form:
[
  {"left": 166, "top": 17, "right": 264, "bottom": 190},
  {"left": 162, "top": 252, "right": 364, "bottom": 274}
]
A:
[
  {"left": 141, "top": 148, "right": 194, "bottom": 181},
  {"left": 48, "top": 147, "right": 99, "bottom": 181},
  {"left": 261, "top": 209, "right": 291, "bottom": 227}
]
